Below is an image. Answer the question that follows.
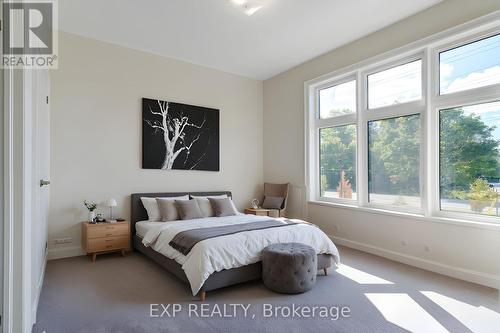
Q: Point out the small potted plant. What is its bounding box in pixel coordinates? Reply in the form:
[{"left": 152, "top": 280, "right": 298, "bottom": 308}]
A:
[
  {"left": 84, "top": 200, "right": 98, "bottom": 223},
  {"left": 451, "top": 178, "right": 499, "bottom": 214}
]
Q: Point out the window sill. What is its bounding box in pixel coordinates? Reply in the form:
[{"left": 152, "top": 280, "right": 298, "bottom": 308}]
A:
[{"left": 308, "top": 200, "right": 500, "bottom": 232}]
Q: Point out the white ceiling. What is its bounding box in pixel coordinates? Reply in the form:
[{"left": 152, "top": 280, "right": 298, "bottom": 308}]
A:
[{"left": 59, "top": 0, "right": 442, "bottom": 80}]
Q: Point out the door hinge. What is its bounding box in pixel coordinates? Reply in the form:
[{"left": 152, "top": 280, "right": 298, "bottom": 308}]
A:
[{"left": 46, "top": 96, "right": 49, "bottom": 104}]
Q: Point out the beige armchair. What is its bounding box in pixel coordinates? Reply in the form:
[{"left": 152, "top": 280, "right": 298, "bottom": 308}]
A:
[{"left": 262, "top": 183, "right": 290, "bottom": 218}]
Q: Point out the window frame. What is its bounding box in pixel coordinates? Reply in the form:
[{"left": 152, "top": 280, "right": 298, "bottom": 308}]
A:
[
  {"left": 314, "top": 74, "right": 358, "bottom": 204},
  {"left": 429, "top": 26, "right": 500, "bottom": 224},
  {"left": 365, "top": 113, "right": 423, "bottom": 214},
  {"left": 360, "top": 52, "right": 426, "bottom": 214},
  {"left": 435, "top": 28, "right": 500, "bottom": 98},
  {"left": 318, "top": 124, "right": 357, "bottom": 202},
  {"left": 317, "top": 76, "right": 357, "bottom": 121},
  {"left": 305, "top": 13, "right": 500, "bottom": 226},
  {"left": 429, "top": 98, "right": 500, "bottom": 223},
  {"left": 366, "top": 55, "right": 425, "bottom": 111}
]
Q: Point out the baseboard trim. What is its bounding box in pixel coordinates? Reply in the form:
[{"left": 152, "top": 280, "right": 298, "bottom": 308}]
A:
[
  {"left": 48, "top": 246, "right": 86, "bottom": 260},
  {"left": 332, "top": 236, "right": 500, "bottom": 290},
  {"left": 31, "top": 251, "right": 47, "bottom": 326}
]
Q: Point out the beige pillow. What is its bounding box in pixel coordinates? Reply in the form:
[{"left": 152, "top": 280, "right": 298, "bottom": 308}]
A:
[
  {"left": 191, "top": 195, "right": 228, "bottom": 217},
  {"left": 208, "top": 198, "right": 238, "bottom": 217},
  {"left": 156, "top": 196, "right": 189, "bottom": 221},
  {"left": 175, "top": 199, "right": 203, "bottom": 220}
]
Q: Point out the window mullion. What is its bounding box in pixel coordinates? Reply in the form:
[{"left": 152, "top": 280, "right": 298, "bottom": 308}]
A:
[
  {"left": 357, "top": 71, "right": 368, "bottom": 208},
  {"left": 421, "top": 47, "right": 430, "bottom": 217},
  {"left": 315, "top": 114, "right": 356, "bottom": 129},
  {"left": 365, "top": 104, "right": 425, "bottom": 122}
]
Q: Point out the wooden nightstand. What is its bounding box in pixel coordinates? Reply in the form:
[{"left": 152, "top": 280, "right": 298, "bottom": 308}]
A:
[
  {"left": 244, "top": 208, "right": 270, "bottom": 216},
  {"left": 82, "top": 221, "right": 130, "bottom": 262}
]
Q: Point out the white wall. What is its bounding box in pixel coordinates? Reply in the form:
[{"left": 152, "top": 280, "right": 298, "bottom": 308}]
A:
[
  {"left": 263, "top": 0, "right": 500, "bottom": 288},
  {"left": 49, "top": 32, "right": 263, "bottom": 259}
]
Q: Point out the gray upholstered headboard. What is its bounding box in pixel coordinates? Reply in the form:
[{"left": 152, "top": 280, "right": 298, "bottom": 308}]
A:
[{"left": 130, "top": 191, "right": 232, "bottom": 236}]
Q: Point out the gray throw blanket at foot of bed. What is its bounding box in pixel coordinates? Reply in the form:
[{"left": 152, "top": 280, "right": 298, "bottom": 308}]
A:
[{"left": 169, "top": 219, "right": 300, "bottom": 255}]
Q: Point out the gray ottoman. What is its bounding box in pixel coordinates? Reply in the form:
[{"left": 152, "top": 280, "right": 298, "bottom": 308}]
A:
[{"left": 261, "top": 243, "right": 317, "bottom": 294}]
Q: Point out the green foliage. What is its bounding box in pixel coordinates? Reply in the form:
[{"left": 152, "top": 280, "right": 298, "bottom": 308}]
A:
[
  {"left": 440, "top": 109, "right": 499, "bottom": 198},
  {"left": 84, "top": 200, "right": 97, "bottom": 212},
  {"left": 320, "top": 125, "right": 356, "bottom": 193},
  {"left": 451, "top": 178, "right": 499, "bottom": 201},
  {"left": 368, "top": 115, "right": 420, "bottom": 196},
  {"left": 318, "top": 107, "right": 499, "bottom": 201},
  {"left": 320, "top": 175, "right": 328, "bottom": 196}
]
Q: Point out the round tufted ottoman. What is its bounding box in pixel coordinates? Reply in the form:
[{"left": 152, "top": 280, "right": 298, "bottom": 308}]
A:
[{"left": 261, "top": 243, "right": 317, "bottom": 294}]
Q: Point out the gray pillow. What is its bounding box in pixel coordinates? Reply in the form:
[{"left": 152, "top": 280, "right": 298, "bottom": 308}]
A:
[
  {"left": 262, "top": 196, "right": 284, "bottom": 209},
  {"left": 209, "top": 198, "right": 238, "bottom": 217},
  {"left": 175, "top": 199, "right": 203, "bottom": 220},
  {"left": 191, "top": 195, "right": 228, "bottom": 217},
  {"left": 156, "top": 198, "right": 178, "bottom": 221}
]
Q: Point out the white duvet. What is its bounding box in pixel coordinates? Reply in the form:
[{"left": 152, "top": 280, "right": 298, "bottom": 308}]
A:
[{"left": 142, "top": 214, "right": 340, "bottom": 295}]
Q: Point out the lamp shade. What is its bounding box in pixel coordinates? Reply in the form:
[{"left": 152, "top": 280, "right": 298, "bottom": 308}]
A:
[{"left": 102, "top": 198, "right": 117, "bottom": 207}]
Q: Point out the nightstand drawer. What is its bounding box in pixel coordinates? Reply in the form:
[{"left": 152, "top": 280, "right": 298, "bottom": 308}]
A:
[
  {"left": 87, "top": 236, "right": 129, "bottom": 252},
  {"left": 87, "top": 223, "right": 129, "bottom": 239}
]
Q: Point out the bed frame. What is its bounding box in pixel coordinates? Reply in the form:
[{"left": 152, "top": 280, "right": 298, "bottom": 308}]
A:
[{"left": 131, "top": 191, "right": 332, "bottom": 301}]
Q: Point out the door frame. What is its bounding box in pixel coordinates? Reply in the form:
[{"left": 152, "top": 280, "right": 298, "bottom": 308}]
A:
[
  {"left": 2, "top": 1, "right": 37, "bottom": 331},
  {"left": 1, "top": 0, "right": 4, "bottom": 329}
]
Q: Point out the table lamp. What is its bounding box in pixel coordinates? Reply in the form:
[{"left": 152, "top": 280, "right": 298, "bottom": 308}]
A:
[{"left": 102, "top": 198, "right": 117, "bottom": 222}]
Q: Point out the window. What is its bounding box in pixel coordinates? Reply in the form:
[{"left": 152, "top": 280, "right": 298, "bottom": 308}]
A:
[
  {"left": 368, "top": 60, "right": 422, "bottom": 109},
  {"left": 307, "top": 19, "right": 500, "bottom": 224},
  {"left": 368, "top": 115, "right": 421, "bottom": 208},
  {"left": 440, "top": 101, "right": 500, "bottom": 216},
  {"left": 440, "top": 34, "right": 500, "bottom": 95},
  {"left": 320, "top": 125, "right": 357, "bottom": 200},
  {"left": 365, "top": 58, "right": 424, "bottom": 211},
  {"left": 319, "top": 80, "right": 356, "bottom": 119}
]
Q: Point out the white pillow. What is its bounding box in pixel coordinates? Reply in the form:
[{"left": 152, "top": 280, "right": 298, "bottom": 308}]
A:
[
  {"left": 191, "top": 195, "right": 227, "bottom": 217},
  {"left": 141, "top": 195, "right": 189, "bottom": 221}
]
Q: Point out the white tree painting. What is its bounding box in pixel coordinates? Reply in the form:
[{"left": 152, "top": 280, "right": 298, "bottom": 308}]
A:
[{"left": 142, "top": 98, "right": 219, "bottom": 171}]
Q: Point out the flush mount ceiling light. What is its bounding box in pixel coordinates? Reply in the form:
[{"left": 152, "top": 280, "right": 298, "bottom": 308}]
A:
[{"left": 231, "top": 0, "right": 265, "bottom": 16}]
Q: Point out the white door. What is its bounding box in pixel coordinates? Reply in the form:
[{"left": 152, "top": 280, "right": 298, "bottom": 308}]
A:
[{"left": 33, "top": 69, "right": 50, "bottom": 315}]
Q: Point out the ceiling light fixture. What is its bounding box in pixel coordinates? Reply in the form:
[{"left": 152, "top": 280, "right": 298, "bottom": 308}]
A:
[{"left": 231, "top": 0, "right": 265, "bottom": 16}]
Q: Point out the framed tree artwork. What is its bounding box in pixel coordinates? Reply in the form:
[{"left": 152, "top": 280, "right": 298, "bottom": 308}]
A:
[{"left": 142, "top": 98, "right": 220, "bottom": 171}]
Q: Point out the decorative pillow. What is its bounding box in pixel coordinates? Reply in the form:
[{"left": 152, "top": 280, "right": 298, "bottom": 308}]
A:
[
  {"left": 156, "top": 196, "right": 189, "bottom": 221},
  {"left": 208, "top": 197, "right": 238, "bottom": 217},
  {"left": 140, "top": 197, "right": 161, "bottom": 221},
  {"left": 262, "top": 196, "right": 284, "bottom": 210},
  {"left": 191, "top": 195, "right": 228, "bottom": 217},
  {"left": 175, "top": 199, "right": 203, "bottom": 220}
]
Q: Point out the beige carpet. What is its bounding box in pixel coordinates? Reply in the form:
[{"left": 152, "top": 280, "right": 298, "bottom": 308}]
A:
[{"left": 32, "top": 246, "right": 500, "bottom": 333}]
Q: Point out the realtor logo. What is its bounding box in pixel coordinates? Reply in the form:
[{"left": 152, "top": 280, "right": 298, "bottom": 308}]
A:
[{"left": 2, "top": 0, "right": 58, "bottom": 68}]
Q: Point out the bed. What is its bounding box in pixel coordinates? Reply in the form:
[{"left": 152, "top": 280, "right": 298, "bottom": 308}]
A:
[{"left": 131, "top": 191, "right": 340, "bottom": 301}]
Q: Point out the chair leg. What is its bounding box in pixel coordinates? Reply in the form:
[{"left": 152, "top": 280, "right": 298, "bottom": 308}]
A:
[
  {"left": 199, "top": 291, "right": 206, "bottom": 302},
  {"left": 324, "top": 268, "right": 328, "bottom": 276}
]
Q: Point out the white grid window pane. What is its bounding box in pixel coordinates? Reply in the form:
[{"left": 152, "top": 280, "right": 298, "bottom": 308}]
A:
[
  {"left": 440, "top": 33, "right": 500, "bottom": 95},
  {"left": 440, "top": 101, "right": 500, "bottom": 218},
  {"left": 368, "top": 114, "right": 421, "bottom": 208},
  {"left": 368, "top": 60, "right": 422, "bottom": 109},
  {"left": 320, "top": 125, "right": 357, "bottom": 200},
  {"left": 319, "top": 80, "right": 356, "bottom": 119}
]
